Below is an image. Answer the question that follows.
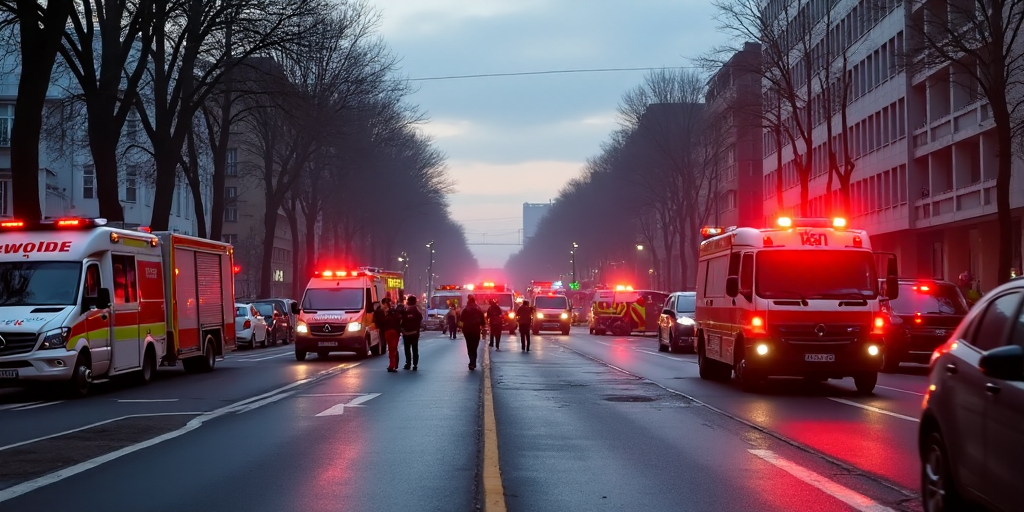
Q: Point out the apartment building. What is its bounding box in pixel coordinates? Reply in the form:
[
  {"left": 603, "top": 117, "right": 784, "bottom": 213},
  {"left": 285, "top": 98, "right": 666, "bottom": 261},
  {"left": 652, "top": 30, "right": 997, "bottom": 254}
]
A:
[
  {"left": 706, "top": 42, "right": 764, "bottom": 229},
  {"left": 760, "top": 0, "right": 1023, "bottom": 293}
]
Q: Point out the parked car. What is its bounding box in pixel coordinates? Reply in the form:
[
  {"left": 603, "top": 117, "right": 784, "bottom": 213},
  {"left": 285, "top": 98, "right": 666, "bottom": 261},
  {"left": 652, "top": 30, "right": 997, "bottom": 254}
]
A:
[
  {"left": 252, "top": 298, "right": 294, "bottom": 345},
  {"left": 880, "top": 279, "right": 968, "bottom": 372},
  {"left": 235, "top": 303, "right": 269, "bottom": 348},
  {"left": 658, "top": 291, "right": 697, "bottom": 353},
  {"left": 919, "top": 277, "right": 1024, "bottom": 512}
]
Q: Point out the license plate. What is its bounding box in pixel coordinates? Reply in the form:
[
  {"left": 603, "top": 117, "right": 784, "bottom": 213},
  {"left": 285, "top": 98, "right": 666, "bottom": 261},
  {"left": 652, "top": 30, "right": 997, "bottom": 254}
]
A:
[
  {"left": 317, "top": 342, "right": 338, "bottom": 347},
  {"left": 805, "top": 354, "right": 835, "bottom": 362},
  {"left": 0, "top": 369, "right": 17, "bottom": 379}
]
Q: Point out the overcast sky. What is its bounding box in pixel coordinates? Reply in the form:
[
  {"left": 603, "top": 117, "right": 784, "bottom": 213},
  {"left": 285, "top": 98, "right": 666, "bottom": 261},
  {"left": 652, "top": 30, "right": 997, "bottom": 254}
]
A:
[{"left": 378, "top": 0, "right": 731, "bottom": 268}]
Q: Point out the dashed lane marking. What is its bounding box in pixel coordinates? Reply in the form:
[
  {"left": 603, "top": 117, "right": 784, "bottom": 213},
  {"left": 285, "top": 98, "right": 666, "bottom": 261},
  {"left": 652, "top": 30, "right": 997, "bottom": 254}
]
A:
[
  {"left": 237, "top": 352, "right": 294, "bottom": 362},
  {"left": 11, "top": 401, "right": 64, "bottom": 411},
  {"left": 0, "top": 402, "right": 43, "bottom": 412},
  {"left": 750, "top": 450, "right": 895, "bottom": 512},
  {"left": 116, "top": 399, "right": 180, "bottom": 403},
  {"left": 482, "top": 342, "right": 507, "bottom": 512},
  {"left": 876, "top": 385, "right": 925, "bottom": 396},
  {"left": 827, "top": 398, "right": 920, "bottom": 422}
]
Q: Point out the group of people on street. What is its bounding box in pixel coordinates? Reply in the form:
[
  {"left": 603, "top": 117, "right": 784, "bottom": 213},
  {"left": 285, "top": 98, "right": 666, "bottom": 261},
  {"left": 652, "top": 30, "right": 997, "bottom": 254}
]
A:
[
  {"left": 374, "top": 292, "right": 423, "bottom": 373},
  {"left": 457, "top": 296, "right": 537, "bottom": 370}
]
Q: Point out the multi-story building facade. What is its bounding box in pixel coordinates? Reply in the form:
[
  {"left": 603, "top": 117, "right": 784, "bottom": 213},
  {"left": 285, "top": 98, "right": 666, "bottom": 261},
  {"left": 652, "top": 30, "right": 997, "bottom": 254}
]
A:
[
  {"left": 523, "top": 202, "right": 552, "bottom": 242},
  {"left": 760, "top": 0, "right": 1023, "bottom": 293},
  {"left": 706, "top": 42, "right": 764, "bottom": 229}
]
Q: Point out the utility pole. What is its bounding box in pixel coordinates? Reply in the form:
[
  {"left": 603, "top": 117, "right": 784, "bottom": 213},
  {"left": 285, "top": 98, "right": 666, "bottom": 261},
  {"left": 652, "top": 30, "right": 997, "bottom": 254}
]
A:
[
  {"left": 571, "top": 242, "right": 578, "bottom": 287},
  {"left": 426, "top": 241, "right": 435, "bottom": 303}
]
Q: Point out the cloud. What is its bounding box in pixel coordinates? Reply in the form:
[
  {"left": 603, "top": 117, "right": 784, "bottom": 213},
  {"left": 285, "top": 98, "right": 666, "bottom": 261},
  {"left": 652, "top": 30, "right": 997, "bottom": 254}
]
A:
[{"left": 449, "top": 159, "right": 580, "bottom": 197}]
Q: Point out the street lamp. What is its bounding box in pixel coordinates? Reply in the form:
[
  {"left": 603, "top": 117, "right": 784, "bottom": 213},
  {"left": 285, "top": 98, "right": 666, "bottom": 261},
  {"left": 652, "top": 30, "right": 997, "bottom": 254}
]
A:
[
  {"left": 398, "top": 252, "right": 409, "bottom": 288},
  {"left": 635, "top": 244, "right": 644, "bottom": 283},
  {"left": 425, "top": 241, "right": 435, "bottom": 303}
]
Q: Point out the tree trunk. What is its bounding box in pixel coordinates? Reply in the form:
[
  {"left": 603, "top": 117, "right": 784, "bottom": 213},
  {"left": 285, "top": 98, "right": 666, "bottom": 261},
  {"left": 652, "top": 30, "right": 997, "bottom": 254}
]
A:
[
  {"left": 184, "top": 129, "right": 207, "bottom": 238},
  {"left": 86, "top": 108, "right": 125, "bottom": 222},
  {"left": 150, "top": 138, "right": 177, "bottom": 231},
  {"left": 992, "top": 97, "right": 1014, "bottom": 285},
  {"left": 304, "top": 202, "right": 319, "bottom": 292},
  {"left": 11, "top": 0, "right": 72, "bottom": 221},
  {"left": 207, "top": 93, "right": 231, "bottom": 241},
  {"left": 285, "top": 197, "right": 302, "bottom": 299},
  {"left": 259, "top": 204, "right": 278, "bottom": 298}
]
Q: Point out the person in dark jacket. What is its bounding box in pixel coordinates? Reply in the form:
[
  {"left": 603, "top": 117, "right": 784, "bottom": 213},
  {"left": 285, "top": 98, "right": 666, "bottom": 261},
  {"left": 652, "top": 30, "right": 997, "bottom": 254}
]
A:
[
  {"left": 516, "top": 300, "right": 534, "bottom": 352},
  {"left": 372, "top": 299, "right": 387, "bottom": 354},
  {"left": 445, "top": 305, "right": 458, "bottom": 339},
  {"left": 402, "top": 295, "right": 423, "bottom": 370},
  {"left": 380, "top": 298, "right": 402, "bottom": 372},
  {"left": 460, "top": 295, "right": 486, "bottom": 370},
  {"left": 486, "top": 299, "right": 504, "bottom": 351}
]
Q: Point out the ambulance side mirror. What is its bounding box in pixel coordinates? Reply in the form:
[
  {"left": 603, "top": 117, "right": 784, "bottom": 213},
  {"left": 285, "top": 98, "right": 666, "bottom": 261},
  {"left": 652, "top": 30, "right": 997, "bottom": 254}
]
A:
[
  {"left": 885, "top": 276, "right": 899, "bottom": 300},
  {"left": 725, "top": 276, "right": 739, "bottom": 299},
  {"left": 290, "top": 302, "right": 300, "bottom": 315}
]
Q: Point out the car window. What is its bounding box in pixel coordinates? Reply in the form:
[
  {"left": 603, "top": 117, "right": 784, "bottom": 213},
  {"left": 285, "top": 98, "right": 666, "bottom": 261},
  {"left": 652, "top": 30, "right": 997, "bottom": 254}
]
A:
[
  {"left": 235, "top": 306, "right": 247, "bottom": 317},
  {"left": 890, "top": 283, "right": 967, "bottom": 315},
  {"left": 676, "top": 295, "right": 696, "bottom": 313},
  {"left": 665, "top": 296, "right": 675, "bottom": 312},
  {"left": 972, "top": 292, "right": 1022, "bottom": 352},
  {"left": 1012, "top": 302, "right": 1024, "bottom": 348}
]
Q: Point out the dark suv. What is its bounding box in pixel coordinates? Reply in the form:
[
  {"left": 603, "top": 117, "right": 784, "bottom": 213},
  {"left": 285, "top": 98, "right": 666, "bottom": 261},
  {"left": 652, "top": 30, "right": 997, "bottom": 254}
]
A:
[
  {"left": 252, "top": 299, "right": 294, "bottom": 345},
  {"left": 879, "top": 279, "right": 967, "bottom": 372}
]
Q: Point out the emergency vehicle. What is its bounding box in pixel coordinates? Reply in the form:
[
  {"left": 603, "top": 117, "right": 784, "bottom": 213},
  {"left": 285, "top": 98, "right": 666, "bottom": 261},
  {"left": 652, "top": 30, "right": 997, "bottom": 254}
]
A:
[
  {"left": 694, "top": 217, "right": 899, "bottom": 394},
  {"left": 588, "top": 286, "right": 666, "bottom": 336},
  {"left": 531, "top": 291, "right": 573, "bottom": 335},
  {"left": 463, "top": 282, "right": 518, "bottom": 334},
  {"left": 292, "top": 267, "right": 403, "bottom": 359},
  {"left": 425, "top": 285, "right": 464, "bottom": 331},
  {"left": 0, "top": 218, "right": 235, "bottom": 397}
]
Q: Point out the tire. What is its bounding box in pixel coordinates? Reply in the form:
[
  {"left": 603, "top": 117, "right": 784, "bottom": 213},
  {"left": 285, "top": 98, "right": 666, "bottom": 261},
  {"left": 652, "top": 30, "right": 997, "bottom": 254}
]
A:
[
  {"left": 269, "top": 330, "right": 277, "bottom": 346},
  {"left": 921, "top": 430, "right": 964, "bottom": 512},
  {"left": 200, "top": 337, "right": 216, "bottom": 372},
  {"left": 65, "top": 352, "right": 93, "bottom": 398},
  {"left": 698, "top": 346, "right": 715, "bottom": 381},
  {"left": 854, "top": 372, "right": 878, "bottom": 394},
  {"left": 735, "top": 351, "right": 764, "bottom": 392},
  {"left": 589, "top": 327, "right": 595, "bottom": 335},
  {"left": 358, "top": 335, "right": 370, "bottom": 358},
  {"left": 657, "top": 328, "right": 668, "bottom": 352},
  {"left": 135, "top": 345, "right": 156, "bottom": 385},
  {"left": 881, "top": 350, "right": 901, "bottom": 373},
  {"left": 295, "top": 349, "right": 307, "bottom": 361},
  {"left": 532, "top": 329, "right": 539, "bottom": 336}
]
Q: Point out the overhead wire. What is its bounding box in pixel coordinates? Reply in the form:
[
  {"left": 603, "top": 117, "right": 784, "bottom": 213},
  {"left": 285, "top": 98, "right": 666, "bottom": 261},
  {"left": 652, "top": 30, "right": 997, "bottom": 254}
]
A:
[{"left": 409, "top": 66, "right": 699, "bottom": 82}]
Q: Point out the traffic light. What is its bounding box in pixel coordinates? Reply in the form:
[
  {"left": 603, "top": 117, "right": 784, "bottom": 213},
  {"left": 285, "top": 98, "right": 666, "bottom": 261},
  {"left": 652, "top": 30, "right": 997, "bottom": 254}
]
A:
[{"left": 569, "top": 281, "right": 580, "bottom": 290}]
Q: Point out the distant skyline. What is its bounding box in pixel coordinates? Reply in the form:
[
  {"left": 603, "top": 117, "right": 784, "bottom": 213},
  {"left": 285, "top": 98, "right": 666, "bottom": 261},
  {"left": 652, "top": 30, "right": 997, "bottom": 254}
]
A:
[{"left": 377, "top": 0, "right": 730, "bottom": 267}]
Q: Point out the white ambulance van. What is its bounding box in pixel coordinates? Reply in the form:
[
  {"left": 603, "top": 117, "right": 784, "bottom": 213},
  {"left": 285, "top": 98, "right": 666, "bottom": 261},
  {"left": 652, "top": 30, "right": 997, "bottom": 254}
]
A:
[
  {"left": 292, "top": 268, "right": 403, "bottom": 360},
  {"left": 694, "top": 217, "right": 899, "bottom": 394},
  {"left": 0, "top": 218, "right": 235, "bottom": 396}
]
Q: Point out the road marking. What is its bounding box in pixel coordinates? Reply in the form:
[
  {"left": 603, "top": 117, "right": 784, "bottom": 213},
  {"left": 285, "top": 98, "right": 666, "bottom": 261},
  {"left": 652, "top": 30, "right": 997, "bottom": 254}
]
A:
[
  {"left": 0, "top": 401, "right": 42, "bottom": 411},
  {"left": 633, "top": 348, "right": 697, "bottom": 363},
  {"left": 0, "top": 412, "right": 205, "bottom": 453},
  {"left": 233, "top": 391, "right": 294, "bottom": 414},
  {"left": 827, "top": 398, "right": 920, "bottom": 422},
  {"left": 0, "top": 361, "right": 362, "bottom": 503},
  {"left": 116, "top": 399, "right": 180, "bottom": 403},
  {"left": 13, "top": 401, "right": 64, "bottom": 411},
  {"left": 749, "top": 450, "right": 895, "bottom": 512},
  {"left": 237, "top": 352, "right": 294, "bottom": 362},
  {"left": 593, "top": 340, "right": 614, "bottom": 347},
  {"left": 314, "top": 393, "right": 381, "bottom": 417},
  {"left": 876, "top": 385, "right": 925, "bottom": 396},
  {"left": 298, "top": 393, "right": 370, "bottom": 397},
  {"left": 482, "top": 341, "right": 507, "bottom": 512}
]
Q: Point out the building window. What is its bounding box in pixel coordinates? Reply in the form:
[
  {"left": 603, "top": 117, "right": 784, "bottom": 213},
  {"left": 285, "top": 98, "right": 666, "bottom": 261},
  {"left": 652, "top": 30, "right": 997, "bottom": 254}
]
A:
[
  {"left": 0, "top": 180, "right": 7, "bottom": 216},
  {"left": 226, "top": 148, "right": 238, "bottom": 176},
  {"left": 124, "top": 167, "right": 137, "bottom": 203},
  {"left": 222, "top": 234, "right": 239, "bottom": 245},
  {"left": 224, "top": 206, "right": 238, "bottom": 222},
  {"left": 225, "top": 186, "right": 237, "bottom": 202},
  {"left": 82, "top": 164, "right": 95, "bottom": 199},
  {"left": 0, "top": 104, "right": 12, "bottom": 147}
]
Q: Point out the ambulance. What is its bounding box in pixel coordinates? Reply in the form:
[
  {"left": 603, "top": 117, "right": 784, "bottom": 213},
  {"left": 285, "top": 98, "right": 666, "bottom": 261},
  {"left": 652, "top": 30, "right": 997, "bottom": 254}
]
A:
[
  {"left": 292, "top": 267, "right": 403, "bottom": 359},
  {"left": 425, "top": 285, "right": 463, "bottom": 331},
  {"left": 0, "top": 218, "right": 235, "bottom": 397},
  {"left": 464, "top": 282, "right": 517, "bottom": 334},
  {"left": 694, "top": 217, "right": 899, "bottom": 394},
  {"left": 588, "top": 286, "right": 666, "bottom": 336}
]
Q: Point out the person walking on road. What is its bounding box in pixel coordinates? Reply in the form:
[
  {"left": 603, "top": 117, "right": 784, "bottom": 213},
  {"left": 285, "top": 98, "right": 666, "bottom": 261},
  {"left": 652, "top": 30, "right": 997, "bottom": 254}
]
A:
[
  {"left": 486, "top": 298, "right": 504, "bottom": 351},
  {"left": 516, "top": 300, "right": 534, "bottom": 352},
  {"left": 461, "top": 295, "right": 486, "bottom": 370},
  {"left": 380, "top": 299, "right": 402, "bottom": 372},
  {"left": 445, "top": 305, "right": 458, "bottom": 340},
  {"left": 402, "top": 295, "right": 423, "bottom": 370}
]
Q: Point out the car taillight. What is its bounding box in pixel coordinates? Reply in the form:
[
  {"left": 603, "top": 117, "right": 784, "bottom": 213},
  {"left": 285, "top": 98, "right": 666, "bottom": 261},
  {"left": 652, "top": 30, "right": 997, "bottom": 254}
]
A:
[{"left": 244, "top": 320, "right": 251, "bottom": 329}]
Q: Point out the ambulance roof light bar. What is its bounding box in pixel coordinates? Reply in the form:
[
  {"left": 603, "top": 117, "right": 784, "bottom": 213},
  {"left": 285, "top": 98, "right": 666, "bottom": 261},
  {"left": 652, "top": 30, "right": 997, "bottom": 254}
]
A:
[
  {"left": 0, "top": 217, "right": 109, "bottom": 230},
  {"left": 775, "top": 217, "right": 849, "bottom": 230},
  {"left": 315, "top": 269, "right": 363, "bottom": 278},
  {"left": 615, "top": 285, "right": 634, "bottom": 291}
]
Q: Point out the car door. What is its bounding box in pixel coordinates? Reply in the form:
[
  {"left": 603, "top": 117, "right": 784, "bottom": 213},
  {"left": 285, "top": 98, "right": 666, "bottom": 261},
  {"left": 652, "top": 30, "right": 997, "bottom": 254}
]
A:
[
  {"left": 660, "top": 295, "right": 676, "bottom": 343},
  {"left": 82, "top": 262, "right": 112, "bottom": 372},
  {"left": 985, "top": 294, "right": 1024, "bottom": 511},
  {"left": 251, "top": 306, "right": 265, "bottom": 342},
  {"left": 952, "top": 292, "right": 1022, "bottom": 495},
  {"left": 110, "top": 254, "right": 141, "bottom": 373}
]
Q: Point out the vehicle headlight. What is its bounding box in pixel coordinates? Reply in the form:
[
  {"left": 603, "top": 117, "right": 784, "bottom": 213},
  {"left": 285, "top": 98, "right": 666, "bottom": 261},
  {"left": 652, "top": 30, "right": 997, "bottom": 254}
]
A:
[
  {"left": 508, "top": 312, "right": 515, "bottom": 319},
  {"left": 560, "top": 312, "right": 569, "bottom": 319},
  {"left": 677, "top": 316, "right": 696, "bottom": 326},
  {"left": 296, "top": 321, "right": 308, "bottom": 334},
  {"left": 39, "top": 327, "right": 71, "bottom": 350},
  {"left": 347, "top": 322, "right": 362, "bottom": 332},
  {"left": 536, "top": 313, "right": 544, "bottom": 319}
]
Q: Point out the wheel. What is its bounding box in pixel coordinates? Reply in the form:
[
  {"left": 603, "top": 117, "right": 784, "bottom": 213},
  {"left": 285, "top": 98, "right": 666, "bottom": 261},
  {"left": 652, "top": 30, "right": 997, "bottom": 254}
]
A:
[
  {"left": 295, "top": 349, "right": 307, "bottom": 361},
  {"left": 135, "top": 345, "right": 156, "bottom": 385},
  {"left": 881, "top": 349, "right": 901, "bottom": 373},
  {"left": 854, "top": 372, "right": 878, "bottom": 394},
  {"left": 284, "top": 328, "right": 292, "bottom": 345},
  {"left": 317, "top": 351, "right": 329, "bottom": 358},
  {"left": 370, "top": 334, "right": 381, "bottom": 356},
  {"left": 735, "top": 352, "right": 764, "bottom": 392},
  {"left": 65, "top": 352, "right": 93, "bottom": 398},
  {"left": 358, "top": 334, "right": 371, "bottom": 358},
  {"left": 921, "top": 430, "right": 964, "bottom": 512},
  {"left": 668, "top": 331, "right": 679, "bottom": 353},
  {"left": 260, "top": 329, "right": 268, "bottom": 348},
  {"left": 698, "top": 346, "right": 715, "bottom": 380},
  {"left": 200, "top": 337, "right": 216, "bottom": 372},
  {"left": 657, "top": 328, "right": 668, "bottom": 352}
]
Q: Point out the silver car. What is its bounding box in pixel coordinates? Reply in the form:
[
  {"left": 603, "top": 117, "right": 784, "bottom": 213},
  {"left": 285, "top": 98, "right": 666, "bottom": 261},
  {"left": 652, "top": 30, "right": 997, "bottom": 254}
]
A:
[
  {"left": 235, "top": 303, "right": 269, "bottom": 349},
  {"left": 919, "top": 278, "right": 1024, "bottom": 512},
  {"left": 657, "top": 292, "right": 697, "bottom": 353}
]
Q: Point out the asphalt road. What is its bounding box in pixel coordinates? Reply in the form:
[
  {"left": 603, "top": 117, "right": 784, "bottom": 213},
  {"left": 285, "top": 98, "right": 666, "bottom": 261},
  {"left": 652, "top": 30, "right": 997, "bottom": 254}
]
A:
[{"left": 0, "top": 329, "right": 925, "bottom": 511}]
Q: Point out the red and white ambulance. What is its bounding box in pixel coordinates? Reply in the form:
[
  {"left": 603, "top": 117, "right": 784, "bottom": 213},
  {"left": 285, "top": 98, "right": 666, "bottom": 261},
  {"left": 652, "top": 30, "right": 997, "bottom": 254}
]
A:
[
  {"left": 0, "top": 218, "right": 235, "bottom": 396},
  {"left": 694, "top": 217, "right": 899, "bottom": 394},
  {"left": 292, "top": 267, "right": 403, "bottom": 360}
]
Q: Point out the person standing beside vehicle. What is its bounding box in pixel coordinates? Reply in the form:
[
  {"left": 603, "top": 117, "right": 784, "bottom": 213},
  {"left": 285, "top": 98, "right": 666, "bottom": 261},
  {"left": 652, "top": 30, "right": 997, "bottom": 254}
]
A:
[
  {"left": 380, "top": 299, "right": 402, "bottom": 372},
  {"left": 461, "top": 295, "right": 486, "bottom": 370},
  {"left": 486, "top": 298, "right": 504, "bottom": 351},
  {"left": 445, "top": 305, "right": 458, "bottom": 340},
  {"left": 516, "top": 300, "right": 534, "bottom": 352},
  {"left": 402, "top": 296, "right": 423, "bottom": 370}
]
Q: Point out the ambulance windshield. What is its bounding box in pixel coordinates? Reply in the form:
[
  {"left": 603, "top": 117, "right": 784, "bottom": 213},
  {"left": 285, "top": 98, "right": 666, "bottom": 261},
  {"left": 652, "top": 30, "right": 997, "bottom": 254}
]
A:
[
  {"left": 756, "top": 251, "right": 877, "bottom": 300},
  {"left": 302, "top": 288, "right": 364, "bottom": 311},
  {"left": 474, "top": 293, "right": 514, "bottom": 309},
  {"left": 535, "top": 296, "right": 568, "bottom": 309},
  {"left": 0, "top": 262, "right": 81, "bottom": 306},
  {"left": 430, "top": 295, "right": 460, "bottom": 310}
]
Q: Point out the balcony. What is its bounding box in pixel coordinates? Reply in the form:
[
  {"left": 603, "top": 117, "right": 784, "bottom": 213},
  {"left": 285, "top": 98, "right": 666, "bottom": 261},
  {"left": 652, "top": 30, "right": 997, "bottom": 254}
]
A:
[
  {"left": 914, "top": 179, "right": 997, "bottom": 228},
  {"left": 912, "top": 101, "right": 993, "bottom": 154}
]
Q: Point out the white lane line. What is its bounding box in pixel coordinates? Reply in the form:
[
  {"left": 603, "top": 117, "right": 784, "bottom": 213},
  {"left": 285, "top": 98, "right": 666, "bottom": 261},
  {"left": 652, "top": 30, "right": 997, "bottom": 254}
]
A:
[
  {"left": 827, "top": 398, "right": 920, "bottom": 422},
  {"left": 116, "top": 399, "right": 180, "bottom": 403},
  {"left": 634, "top": 349, "right": 684, "bottom": 361},
  {"left": 0, "top": 402, "right": 42, "bottom": 411},
  {"left": 0, "top": 412, "right": 205, "bottom": 453},
  {"left": 298, "top": 393, "right": 369, "bottom": 397},
  {"left": 14, "top": 401, "right": 64, "bottom": 411},
  {"left": 315, "top": 393, "right": 381, "bottom": 417},
  {"left": 237, "top": 352, "right": 294, "bottom": 362},
  {"left": 232, "top": 391, "right": 294, "bottom": 415},
  {"left": 0, "top": 360, "right": 362, "bottom": 503},
  {"left": 876, "top": 385, "right": 925, "bottom": 397},
  {"left": 749, "top": 450, "right": 895, "bottom": 512},
  {"left": 592, "top": 340, "right": 614, "bottom": 347}
]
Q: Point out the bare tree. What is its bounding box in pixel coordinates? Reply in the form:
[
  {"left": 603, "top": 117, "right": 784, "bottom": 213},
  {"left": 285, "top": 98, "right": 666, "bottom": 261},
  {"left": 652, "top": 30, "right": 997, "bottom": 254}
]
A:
[{"left": 907, "top": 0, "right": 1024, "bottom": 285}]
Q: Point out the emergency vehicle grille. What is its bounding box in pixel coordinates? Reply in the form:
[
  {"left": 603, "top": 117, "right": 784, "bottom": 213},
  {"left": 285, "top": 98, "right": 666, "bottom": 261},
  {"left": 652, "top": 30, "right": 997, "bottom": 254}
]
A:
[
  {"left": 0, "top": 332, "right": 39, "bottom": 357},
  {"left": 775, "top": 323, "right": 865, "bottom": 344},
  {"left": 308, "top": 323, "right": 346, "bottom": 336}
]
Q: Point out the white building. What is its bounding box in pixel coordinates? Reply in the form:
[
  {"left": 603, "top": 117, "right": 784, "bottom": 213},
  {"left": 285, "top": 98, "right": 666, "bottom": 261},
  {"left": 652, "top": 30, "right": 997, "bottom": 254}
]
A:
[
  {"left": 760, "top": 0, "right": 1024, "bottom": 293},
  {"left": 0, "top": 45, "right": 207, "bottom": 233}
]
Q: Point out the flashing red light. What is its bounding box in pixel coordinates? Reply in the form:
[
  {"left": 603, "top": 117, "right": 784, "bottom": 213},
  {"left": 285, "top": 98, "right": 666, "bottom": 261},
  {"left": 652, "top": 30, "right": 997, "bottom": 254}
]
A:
[
  {"left": 873, "top": 316, "right": 886, "bottom": 334},
  {"left": 232, "top": 265, "right": 242, "bottom": 274},
  {"left": 852, "top": 235, "right": 862, "bottom": 248},
  {"left": 749, "top": 315, "right": 767, "bottom": 334},
  {"left": 138, "top": 226, "right": 152, "bottom": 233},
  {"left": 777, "top": 217, "right": 793, "bottom": 228},
  {"left": 763, "top": 236, "right": 774, "bottom": 247},
  {"left": 0, "top": 220, "right": 25, "bottom": 228},
  {"left": 832, "top": 217, "right": 847, "bottom": 228},
  {"left": 56, "top": 218, "right": 82, "bottom": 227},
  {"left": 701, "top": 226, "right": 724, "bottom": 239},
  {"left": 915, "top": 312, "right": 923, "bottom": 324}
]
